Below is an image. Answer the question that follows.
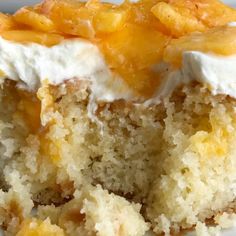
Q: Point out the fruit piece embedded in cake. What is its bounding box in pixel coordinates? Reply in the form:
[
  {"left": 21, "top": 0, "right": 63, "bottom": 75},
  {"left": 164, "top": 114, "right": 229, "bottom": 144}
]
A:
[{"left": 2, "top": 0, "right": 236, "bottom": 235}]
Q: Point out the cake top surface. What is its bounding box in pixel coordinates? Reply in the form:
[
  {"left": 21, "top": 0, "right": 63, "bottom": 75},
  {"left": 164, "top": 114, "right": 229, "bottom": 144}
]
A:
[{"left": 1, "top": 0, "right": 236, "bottom": 97}]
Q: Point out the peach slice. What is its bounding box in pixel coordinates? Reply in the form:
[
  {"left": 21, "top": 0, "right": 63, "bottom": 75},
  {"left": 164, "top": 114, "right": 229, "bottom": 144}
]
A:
[
  {"left": 100, "top": 23, "right": 168, "bottom": 95},
  {"left": 152, "top": 0, "right": 236, "bottom": 37},
  {"left": 101, "top": 23, "right": 168, "bottom": 70},
  {"left": 93, "top": 8, "right": 128, "bottom": 34},
  {"left": 47, "top": 0, "right": 95, "bottom": 39},
  {"left": 14, "top": 7, "right": 55, "bottom": 32},
  {"left": 0, "top": 13, "right": 16, "bottom": 32},
  {"left": 1, "top": 30, "right": 64, "bottom": 46},
  {"left": 151, "top": 2, "right": 206, "bottom": 37}
]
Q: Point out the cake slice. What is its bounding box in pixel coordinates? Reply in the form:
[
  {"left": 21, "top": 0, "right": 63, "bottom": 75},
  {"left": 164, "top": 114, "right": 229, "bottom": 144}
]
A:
[{"left": 1, "top": 0, "right": 236, "bottom": 235}]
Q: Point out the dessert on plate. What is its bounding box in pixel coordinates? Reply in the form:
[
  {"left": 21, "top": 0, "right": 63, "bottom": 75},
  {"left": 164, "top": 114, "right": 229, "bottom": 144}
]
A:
[{"left": 2, "top": 0, "right": 236, "bottom": 235}]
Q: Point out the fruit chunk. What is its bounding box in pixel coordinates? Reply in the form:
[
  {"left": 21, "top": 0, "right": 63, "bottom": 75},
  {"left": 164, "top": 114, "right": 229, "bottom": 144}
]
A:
[
  {"left": 151, "top": 2, "right": 206, "bottom": 37},
  {"left": 93, "top": 8, "right": 128, "bottom": 34},
  {"left": 16, "top": 218, "right": 65, "bottom": 236},
  {"left": 111, "top": 0, "right": 168, "bottom": 35},
  {"left": 100, "top": 23, "right": 168, "bottom": 95},
  {"left": 185, "top": 0, "right": 236, "bottom": 28},
  {"left": 47, "top": 0, "right": 95, "bottom": 38},
  {"left": 1, "top": 30, "right": 64, "bottom": 46},
  {"left": 152, "top": 0, "right": 236, "bottom": 37},
  {"left": 164, "top": 26, "right": 236, "bottom": 67},
  {"left": 42, "top": 0, "right": 130, "bottom": 37},
  {"left": 14, "top": 7, "right": 55, "bottom": 32},
  {"left": 101, "top": 23, "right": 168, "bottom": 70},
  {"left": 0, "top": 13, "right": 16, "bottom": 32}
]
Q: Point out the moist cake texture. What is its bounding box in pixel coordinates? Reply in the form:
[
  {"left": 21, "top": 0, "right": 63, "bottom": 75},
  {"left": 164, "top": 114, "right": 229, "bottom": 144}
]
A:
[{"left": 1, "top": 0, "right": 236, "bottom": 235}]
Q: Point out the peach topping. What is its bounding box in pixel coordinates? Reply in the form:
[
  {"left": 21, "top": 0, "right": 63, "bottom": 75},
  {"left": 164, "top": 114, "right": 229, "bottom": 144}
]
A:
[
  {"left": 1, "top": 0, "right": 236, "bottom": 95},
  {"left": 165, "top": 26, "right": 236, "bottom": 67}
]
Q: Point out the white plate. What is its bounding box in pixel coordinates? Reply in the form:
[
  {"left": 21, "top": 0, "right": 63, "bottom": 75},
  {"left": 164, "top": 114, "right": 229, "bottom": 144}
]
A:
[{"left": 0, "top": 0, "right": 236, "bottom": 236}]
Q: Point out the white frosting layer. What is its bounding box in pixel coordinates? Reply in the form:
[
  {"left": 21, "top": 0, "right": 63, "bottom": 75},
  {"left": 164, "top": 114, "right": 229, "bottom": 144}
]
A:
[
  {"left": 1, "top": 36, "right": 236, "bottom": 102},
  {"left": 182, "top": 51, "right": 236, "bottom": 98},
  {"left": 152, "top": 51, "right": 236, "bottom": 101},
  {"left": 0, "top": 37, "right": 134, "bottom": 101}
]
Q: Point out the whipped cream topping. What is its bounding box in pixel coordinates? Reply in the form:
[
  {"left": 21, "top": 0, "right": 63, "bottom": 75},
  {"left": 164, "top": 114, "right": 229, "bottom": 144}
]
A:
[
  {"left": 0, "top": 37, "right": 134, "bottom": 102},
  {"left": 227, "top": 22, "right": 236, "bottom": 27},
  {"left": 182, "top": 51, "right": 236, "bottom": 98},
  {"left": 153, "top": 51, "right": 236, "bottom": 101},
  {"left": 0, "top": 36, "right": 236, "bottom": 103}
]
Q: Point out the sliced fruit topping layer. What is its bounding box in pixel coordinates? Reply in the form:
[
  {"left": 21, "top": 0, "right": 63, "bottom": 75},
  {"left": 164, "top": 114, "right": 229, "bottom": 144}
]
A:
[
  {"left": 152, "top": 0, "right": 236, "bottom": 37},
  {"left": 165, "top": 26, "right": 236, "bottom": 67},
  {"left": 1, "top": 0, "right": 236, "bottom": 95},
  {"left": 1, "top": 30, "right": 64, "bottom": 47}
]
